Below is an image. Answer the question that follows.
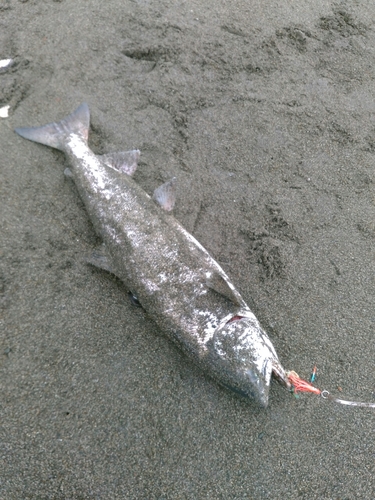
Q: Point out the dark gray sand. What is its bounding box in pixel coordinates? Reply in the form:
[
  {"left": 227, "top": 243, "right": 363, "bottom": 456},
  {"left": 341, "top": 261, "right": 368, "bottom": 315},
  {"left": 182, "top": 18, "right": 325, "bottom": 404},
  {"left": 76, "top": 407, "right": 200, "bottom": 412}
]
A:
[{"left": 1, "top": 0, "right": 375, "bottom": 498}]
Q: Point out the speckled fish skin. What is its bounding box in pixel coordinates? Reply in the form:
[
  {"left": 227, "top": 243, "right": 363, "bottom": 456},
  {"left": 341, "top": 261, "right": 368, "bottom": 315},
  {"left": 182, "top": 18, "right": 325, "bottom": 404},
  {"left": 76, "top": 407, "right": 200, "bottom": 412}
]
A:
[{"left": 15, "top": 103, "right": 290, "bottom": 407}]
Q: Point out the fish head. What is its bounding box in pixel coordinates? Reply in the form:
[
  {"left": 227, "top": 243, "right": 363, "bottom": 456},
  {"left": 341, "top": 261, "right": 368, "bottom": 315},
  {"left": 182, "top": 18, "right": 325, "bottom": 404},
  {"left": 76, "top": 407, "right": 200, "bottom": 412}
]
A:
[{"left": 206, "top": 315, "right": 289, "bottom": 407}]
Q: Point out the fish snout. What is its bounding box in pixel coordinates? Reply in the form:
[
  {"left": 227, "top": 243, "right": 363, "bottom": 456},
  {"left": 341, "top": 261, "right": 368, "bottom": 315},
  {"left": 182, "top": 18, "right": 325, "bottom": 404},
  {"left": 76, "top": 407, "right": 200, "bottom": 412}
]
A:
[{"left": 206, "top": 317, "right": 285, "bottom": 406}]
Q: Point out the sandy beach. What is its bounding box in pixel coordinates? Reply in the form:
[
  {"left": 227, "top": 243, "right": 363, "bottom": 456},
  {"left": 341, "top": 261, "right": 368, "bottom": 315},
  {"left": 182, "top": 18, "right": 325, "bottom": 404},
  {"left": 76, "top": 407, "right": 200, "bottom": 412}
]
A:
[{"left": 1, "top": 0, "right": 375, "bottom": 497}]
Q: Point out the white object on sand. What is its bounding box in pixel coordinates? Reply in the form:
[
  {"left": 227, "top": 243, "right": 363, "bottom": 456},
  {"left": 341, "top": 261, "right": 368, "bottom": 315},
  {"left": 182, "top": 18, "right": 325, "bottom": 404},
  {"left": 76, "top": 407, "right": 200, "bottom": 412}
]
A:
[
  {"left": 0, "top": 105, "right": 10, "bottom": 118},
  {"left": 0, "top": 58, "right": 13, "bottom": 70}
]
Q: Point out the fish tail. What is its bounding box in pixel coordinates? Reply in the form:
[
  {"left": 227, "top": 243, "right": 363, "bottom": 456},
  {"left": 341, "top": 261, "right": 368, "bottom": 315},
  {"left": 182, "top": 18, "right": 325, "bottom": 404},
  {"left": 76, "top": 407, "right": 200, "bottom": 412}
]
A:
[{"left": 15, "top": 103, "right": 90, "bottom": 151}]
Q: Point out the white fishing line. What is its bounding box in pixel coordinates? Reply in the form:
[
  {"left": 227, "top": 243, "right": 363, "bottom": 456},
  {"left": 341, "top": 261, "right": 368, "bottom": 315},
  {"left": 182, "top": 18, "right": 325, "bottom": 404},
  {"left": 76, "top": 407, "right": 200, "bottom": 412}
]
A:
[{"left": 321, "top": 390, "right": 375, "bottom": 408}]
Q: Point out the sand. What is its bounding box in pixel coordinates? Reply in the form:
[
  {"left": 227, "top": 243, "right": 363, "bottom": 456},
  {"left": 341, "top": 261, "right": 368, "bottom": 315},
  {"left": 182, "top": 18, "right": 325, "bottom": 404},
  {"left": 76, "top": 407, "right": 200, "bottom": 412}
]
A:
[{"left": 1, "top": 0, "right": 375, "bottom": 498}]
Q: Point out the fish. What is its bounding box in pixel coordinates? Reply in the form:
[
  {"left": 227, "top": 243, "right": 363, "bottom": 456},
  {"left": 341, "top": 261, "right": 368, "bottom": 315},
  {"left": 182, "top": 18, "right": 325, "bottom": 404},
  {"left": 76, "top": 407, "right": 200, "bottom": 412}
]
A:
[{"left": 15, "top": 103, "right": 290, "bottom": 406}]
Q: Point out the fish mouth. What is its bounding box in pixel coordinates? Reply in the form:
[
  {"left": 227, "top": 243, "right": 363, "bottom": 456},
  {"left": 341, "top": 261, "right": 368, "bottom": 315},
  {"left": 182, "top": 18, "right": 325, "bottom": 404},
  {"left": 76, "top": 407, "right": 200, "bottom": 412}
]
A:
[{"left": 272, "top": 361, "right": 291, "bottom": 390}]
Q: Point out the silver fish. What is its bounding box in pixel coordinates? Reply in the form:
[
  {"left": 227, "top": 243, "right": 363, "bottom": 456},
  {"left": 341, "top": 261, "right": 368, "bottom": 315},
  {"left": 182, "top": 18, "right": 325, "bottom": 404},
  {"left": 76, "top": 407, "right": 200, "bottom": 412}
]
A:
[{"left": 15, "top": 103, "right": 290, "bottom": 406}]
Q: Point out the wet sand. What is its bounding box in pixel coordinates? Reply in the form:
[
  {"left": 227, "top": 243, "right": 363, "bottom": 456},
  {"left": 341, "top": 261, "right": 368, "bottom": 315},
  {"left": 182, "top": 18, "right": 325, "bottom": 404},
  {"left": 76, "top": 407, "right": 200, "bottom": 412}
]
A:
[{"left": 1, "top": 1, "right": 375, "bottom": 498}]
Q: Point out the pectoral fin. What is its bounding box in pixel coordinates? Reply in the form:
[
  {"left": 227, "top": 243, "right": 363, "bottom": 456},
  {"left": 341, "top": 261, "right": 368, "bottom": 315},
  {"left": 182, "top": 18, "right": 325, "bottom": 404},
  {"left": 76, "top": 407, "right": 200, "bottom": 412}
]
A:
[
  {"left": 100, "top": 150, "right": 140, "bottom": 176},
  {"left": 206, "top": 272, "right": 243, "bottom": 306}
]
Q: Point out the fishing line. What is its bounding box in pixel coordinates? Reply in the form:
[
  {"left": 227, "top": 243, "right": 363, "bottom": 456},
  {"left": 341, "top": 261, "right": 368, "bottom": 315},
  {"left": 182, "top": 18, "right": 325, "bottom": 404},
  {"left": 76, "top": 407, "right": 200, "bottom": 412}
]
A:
[
  {"left": 286, "top": 370, "right": 375, "bottom": 409},
  {"left": 321, "top": 390, "right": 375, "bottom": 408}
]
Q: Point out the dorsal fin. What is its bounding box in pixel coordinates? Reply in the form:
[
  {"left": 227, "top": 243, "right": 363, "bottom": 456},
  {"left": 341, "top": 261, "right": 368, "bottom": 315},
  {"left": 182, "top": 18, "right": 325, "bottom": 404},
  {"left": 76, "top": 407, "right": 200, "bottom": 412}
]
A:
[{"left": 153, "top": 177, "right": 176, "bottom": 211}]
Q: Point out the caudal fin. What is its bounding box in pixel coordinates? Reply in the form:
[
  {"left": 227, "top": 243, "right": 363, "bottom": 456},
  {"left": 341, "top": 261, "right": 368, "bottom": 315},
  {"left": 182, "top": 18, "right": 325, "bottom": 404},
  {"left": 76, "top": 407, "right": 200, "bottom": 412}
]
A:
[{"left": 15, "top": 103, "right": 90, "bottom": 151}]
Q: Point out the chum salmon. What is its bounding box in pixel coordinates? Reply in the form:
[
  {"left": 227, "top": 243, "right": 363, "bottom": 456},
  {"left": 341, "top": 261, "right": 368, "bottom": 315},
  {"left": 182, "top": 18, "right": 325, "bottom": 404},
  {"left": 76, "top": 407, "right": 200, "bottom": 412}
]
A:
[{"left": 15, "top": 103, "right": 290, "bottom": 406}]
